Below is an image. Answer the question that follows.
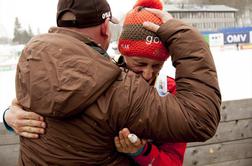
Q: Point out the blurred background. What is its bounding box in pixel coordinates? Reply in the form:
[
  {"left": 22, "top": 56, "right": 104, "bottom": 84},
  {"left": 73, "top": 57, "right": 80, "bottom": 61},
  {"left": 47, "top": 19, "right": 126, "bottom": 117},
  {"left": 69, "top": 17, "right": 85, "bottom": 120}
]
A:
[{"left": 0, "top": 0, "right": 251, "bottom": 165}]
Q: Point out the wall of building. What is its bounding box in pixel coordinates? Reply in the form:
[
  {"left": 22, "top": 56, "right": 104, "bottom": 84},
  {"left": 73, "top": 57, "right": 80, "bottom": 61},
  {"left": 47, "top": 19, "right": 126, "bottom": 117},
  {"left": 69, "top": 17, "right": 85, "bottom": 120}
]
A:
[
  {"left": 164, "top": 0, "right": 252, "bottom": 27},
  {"left": 171, "top": 11, "right": 236, "bottom": 31}
]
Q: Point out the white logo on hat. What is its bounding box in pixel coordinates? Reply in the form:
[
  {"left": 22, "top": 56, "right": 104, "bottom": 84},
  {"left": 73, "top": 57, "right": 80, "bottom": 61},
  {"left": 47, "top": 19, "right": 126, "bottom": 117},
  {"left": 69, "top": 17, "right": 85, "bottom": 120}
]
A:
[
  {"left": 146, "top": 36, "right": 160, "bottom": 45},
  {"left": 120, "top": 44, "right": 130, "bottom": 49},
  {"left": 102, "top": 11, "right": 111, "bottom": 19}
]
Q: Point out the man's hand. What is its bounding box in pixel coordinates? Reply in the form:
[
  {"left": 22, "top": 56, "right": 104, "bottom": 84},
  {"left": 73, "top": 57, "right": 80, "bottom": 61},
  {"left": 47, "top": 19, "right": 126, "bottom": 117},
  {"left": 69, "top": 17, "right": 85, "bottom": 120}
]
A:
[
  {"left": 5, "top": 99, "right": 46, "bottom": 138},
  {"left": 114, "top": 128, "right": 146, "bottom": 154},
  {"left": 143, "top": 8, "right": 173, "bottom": 33}
]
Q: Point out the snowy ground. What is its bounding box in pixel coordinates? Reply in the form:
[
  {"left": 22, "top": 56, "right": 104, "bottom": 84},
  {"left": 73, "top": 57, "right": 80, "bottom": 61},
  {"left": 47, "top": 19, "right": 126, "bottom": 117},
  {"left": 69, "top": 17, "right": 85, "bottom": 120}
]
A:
[
  {"left": 0, "top": 45, "right": 252, "bottom": 122},
  {"left": 162, "top": 46, "right": 252, "bottom": 101}
]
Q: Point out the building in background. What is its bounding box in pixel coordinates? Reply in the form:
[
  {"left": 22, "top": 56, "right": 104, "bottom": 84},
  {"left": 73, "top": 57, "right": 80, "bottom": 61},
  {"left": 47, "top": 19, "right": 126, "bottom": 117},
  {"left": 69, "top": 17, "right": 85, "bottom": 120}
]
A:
[
  {"left": 164, "top": 4, "right": 238, "bottom": 32},
  {"left": 164, "top": 0, "right": 252, "bottom": 28}
]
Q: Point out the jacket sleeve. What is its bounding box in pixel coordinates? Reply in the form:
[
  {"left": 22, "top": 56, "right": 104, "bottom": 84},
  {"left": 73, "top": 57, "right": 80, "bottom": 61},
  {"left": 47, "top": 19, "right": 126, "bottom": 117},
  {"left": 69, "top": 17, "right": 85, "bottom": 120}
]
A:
[
  {"left": 117, "top": 19, "right": 221, "bottom": 142},
  {"left": 133, "top": 143, "right": 186, "bottom": 166},
  {"left": 2, "top": 108, "right": 14, "bottom": 132}
]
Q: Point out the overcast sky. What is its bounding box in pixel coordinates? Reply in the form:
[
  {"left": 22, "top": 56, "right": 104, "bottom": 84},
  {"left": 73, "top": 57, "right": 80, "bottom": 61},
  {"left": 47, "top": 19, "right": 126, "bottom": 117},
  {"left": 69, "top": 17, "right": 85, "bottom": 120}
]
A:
[{"left": 0, "top": 0, "right": 135, "bottom": 38}]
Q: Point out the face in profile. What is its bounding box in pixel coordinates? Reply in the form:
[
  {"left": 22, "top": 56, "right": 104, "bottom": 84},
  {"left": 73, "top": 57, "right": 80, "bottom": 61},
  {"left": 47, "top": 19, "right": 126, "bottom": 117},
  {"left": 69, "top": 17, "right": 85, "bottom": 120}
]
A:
[{"left": 123, "top": 56, "right": 164, "bottom": 84}]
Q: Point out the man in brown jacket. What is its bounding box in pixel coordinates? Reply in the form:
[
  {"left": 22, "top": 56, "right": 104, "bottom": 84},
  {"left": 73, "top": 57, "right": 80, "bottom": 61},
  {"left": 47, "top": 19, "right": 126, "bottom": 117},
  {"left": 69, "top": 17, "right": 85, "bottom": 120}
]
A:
[{"left": 3, "top": 0, "right": 221, "bottom": 165}]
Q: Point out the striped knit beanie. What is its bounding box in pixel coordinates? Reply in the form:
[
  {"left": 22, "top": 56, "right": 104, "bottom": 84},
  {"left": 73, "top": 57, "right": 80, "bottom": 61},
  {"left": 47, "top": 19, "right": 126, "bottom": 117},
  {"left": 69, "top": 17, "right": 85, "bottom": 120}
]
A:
[{"left": 118, "top": 0, "right": 169, "bottom": 61}]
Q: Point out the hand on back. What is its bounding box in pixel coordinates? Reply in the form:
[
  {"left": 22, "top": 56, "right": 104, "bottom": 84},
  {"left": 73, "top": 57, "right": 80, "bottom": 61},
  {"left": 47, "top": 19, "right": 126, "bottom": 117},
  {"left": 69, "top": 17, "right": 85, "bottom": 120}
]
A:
[{"left": 5, "top": 99, "right": 46, "bottom": 138}]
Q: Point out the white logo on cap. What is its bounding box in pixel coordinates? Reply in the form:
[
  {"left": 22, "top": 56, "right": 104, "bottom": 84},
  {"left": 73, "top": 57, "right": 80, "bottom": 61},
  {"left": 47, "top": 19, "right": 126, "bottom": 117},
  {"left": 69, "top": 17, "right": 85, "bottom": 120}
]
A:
[
  {"left": 146, "top": 36, "right": 160, "bottom": 45},
  {"left": 102, "top": 11, "right": 111, "bottom": 19}
]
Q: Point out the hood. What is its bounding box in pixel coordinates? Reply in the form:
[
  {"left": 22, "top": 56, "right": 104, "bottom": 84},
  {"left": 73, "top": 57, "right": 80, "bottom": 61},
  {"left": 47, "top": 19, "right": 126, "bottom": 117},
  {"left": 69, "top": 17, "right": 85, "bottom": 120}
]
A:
[{"left": 16, "top": 28, "right": 121, "bottom": 118}]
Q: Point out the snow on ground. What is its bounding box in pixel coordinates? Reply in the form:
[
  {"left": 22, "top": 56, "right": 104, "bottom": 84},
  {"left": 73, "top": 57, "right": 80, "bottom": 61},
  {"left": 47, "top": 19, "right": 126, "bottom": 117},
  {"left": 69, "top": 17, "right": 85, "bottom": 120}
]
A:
[
  {"left": 0, "top": 69, "right": 16, "bottom": 121},
  {"left": 211, "top": 47, "right": 252, "bottom": 101},
  {"left": 0, "top": 45, "right": 252, "bottom": 122},
  {"left": 161, "top": 46, "right": 252, "bottom": 102}
]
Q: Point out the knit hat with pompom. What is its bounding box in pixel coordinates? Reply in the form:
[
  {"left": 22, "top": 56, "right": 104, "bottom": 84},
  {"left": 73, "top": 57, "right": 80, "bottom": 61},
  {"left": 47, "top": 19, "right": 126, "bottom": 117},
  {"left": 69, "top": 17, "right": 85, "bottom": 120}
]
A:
[{"left": 118, "top": 0, "right": 169, "bottom": 61}]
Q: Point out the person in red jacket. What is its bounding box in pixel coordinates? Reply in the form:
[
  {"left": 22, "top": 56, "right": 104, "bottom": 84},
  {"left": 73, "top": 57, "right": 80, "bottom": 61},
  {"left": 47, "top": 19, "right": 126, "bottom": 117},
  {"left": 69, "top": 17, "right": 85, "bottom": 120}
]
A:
[
  {"left": 114, "top": 60, "right": 186, "bottom": 165},
  {"left": 114, "top": 0, "right": 186, "bottom": 165},
  {"left": 114, "top": 77, "right": 186, "bottom": 166}
]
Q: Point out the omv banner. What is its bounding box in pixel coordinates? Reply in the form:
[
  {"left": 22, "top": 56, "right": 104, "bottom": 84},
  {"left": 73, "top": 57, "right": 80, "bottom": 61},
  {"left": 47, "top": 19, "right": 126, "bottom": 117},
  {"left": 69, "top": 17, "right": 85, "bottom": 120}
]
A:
[{"left": 224, "top": 32, "right": 250, "bottom": 44}]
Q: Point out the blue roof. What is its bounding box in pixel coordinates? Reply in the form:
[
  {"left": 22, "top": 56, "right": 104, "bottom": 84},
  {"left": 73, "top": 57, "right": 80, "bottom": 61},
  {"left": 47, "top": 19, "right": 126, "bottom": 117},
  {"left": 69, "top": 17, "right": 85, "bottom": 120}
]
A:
[
  {"left": 219, "top": 27, "right": 252, "bottom": 33},
  {"left": 164, "top": 4, "right": 238, "bottom": 12},
  {"left": 201, "top": 31, "right": 218, "bottom": 35},
  {"left": 200, "top": 27, "right": 252, "bottom": 34}
]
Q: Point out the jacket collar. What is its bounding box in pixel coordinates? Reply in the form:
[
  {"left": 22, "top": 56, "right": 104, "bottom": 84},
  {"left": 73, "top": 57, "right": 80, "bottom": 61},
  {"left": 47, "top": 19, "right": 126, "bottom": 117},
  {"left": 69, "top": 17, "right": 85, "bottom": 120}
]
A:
[{"left": 48, "top": 27, "right": 110, "bottom": 58}]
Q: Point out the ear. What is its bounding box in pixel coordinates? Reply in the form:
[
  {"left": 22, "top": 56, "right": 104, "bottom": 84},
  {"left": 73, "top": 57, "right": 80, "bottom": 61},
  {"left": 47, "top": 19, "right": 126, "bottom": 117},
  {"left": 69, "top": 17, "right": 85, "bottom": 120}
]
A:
[{"left": 101, "top": 18, "right": 110, "bottom": 37}]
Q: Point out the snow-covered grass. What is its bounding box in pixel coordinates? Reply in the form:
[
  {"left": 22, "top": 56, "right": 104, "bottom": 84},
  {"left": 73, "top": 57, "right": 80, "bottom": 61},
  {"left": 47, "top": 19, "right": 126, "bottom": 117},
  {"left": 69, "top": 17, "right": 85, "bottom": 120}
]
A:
[
  {"left": 211, "top": 48, "right": 252, "bottom": 101},
  {"left": 161, "top": 46, "right": 252, "bottom": 102}
]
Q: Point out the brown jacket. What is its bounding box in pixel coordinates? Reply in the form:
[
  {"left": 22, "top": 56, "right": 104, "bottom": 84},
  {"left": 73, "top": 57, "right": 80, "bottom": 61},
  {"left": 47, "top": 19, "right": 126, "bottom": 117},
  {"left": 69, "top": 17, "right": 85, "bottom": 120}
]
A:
[{"left": 16, "top": 19, "right": 221, "bottom": 165}]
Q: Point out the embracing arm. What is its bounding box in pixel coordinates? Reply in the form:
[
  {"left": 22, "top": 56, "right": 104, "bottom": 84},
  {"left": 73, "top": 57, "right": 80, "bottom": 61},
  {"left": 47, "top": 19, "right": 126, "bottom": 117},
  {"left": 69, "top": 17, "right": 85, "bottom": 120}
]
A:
[
  {"left": 3, "top": 99, "right": 45, "bottom": 138},
  {"left": 116, "top": 11, "right": 221, "bottom": 142}
]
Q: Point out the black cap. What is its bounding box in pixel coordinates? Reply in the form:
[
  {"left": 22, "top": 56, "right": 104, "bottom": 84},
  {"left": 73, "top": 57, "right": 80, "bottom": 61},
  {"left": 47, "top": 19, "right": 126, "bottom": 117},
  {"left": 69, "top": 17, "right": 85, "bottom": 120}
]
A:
[{"left": 57, "top": 0, "right": 119, "bottom": 28}]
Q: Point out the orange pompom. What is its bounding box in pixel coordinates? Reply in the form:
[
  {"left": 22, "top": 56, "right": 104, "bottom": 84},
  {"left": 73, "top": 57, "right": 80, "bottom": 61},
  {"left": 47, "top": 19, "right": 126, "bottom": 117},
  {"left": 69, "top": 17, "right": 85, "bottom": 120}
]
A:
[{"left": 133, "top": 0, "right": 163, "bottom": 10}]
